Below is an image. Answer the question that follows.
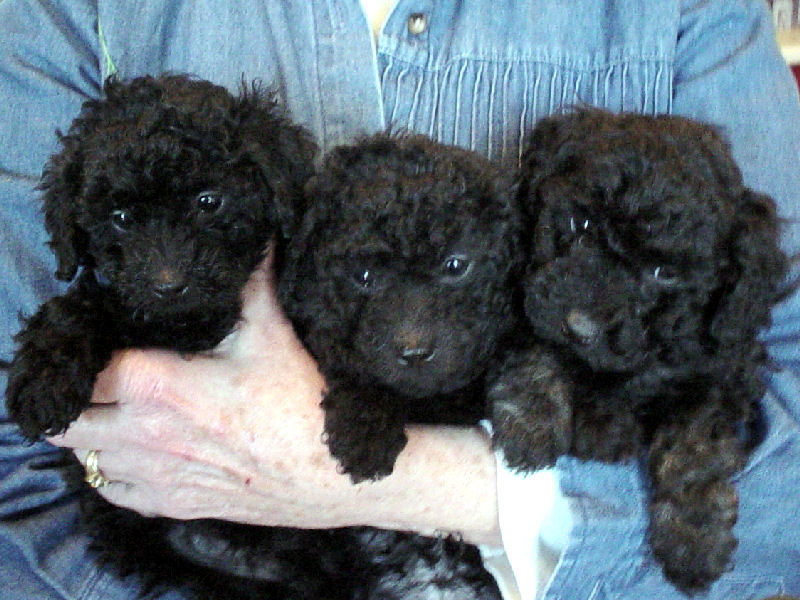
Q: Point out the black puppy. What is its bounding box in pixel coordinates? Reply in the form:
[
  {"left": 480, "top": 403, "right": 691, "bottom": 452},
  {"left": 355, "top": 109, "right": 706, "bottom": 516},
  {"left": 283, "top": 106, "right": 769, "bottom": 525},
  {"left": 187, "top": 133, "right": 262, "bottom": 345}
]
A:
[
  {"left": 279, "top": 132, "right": 523, "bottom": 485},
  {"left": 277, "top": 132, "right": 523, "bottom": 599},
  {"left": 489, "top": 108, "right": 788, "bottom": 592},
  {"left": 7, "top": 74, "right": 313, "bottom": 439},
  {"left": 4, "top": 74, "right": 358, "bottom": 600},
  {"left": 6, "top": 76, "right": 502, "bottom": 599}
]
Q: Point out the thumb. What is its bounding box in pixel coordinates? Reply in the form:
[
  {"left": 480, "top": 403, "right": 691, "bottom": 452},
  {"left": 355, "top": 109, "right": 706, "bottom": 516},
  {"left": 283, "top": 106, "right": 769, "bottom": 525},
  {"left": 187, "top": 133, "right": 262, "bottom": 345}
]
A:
[{"left": 228, "top": 243, "right": 306, "bottom": 362}]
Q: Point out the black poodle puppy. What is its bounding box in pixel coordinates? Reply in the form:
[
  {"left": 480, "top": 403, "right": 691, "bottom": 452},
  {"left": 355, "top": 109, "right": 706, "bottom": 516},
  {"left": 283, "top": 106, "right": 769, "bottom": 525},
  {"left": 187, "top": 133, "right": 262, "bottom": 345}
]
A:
[
  {"left": 489, "top": 108, "right": 788, "bottom": 593},
  {"left": 276, "top": 132, "right": 523, "bottom": 599},
  {"left": 4, "top": 74, "right": 354, "bottom": 600},
  {"left": 278, "top": 132, "right": 523, "bottom": 485},
  {"left": 5, "top": 76, "right": 501, "bottom": 599},
  {"left": 7, "top": 73, "right": 314, "bottom": 439}
]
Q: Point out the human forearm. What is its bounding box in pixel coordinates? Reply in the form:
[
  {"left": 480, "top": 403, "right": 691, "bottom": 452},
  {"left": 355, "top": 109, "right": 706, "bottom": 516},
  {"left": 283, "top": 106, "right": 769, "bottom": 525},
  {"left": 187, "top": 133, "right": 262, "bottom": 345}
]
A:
[{"left": 338, "top": 424, "right": 501, "bottom": 546}]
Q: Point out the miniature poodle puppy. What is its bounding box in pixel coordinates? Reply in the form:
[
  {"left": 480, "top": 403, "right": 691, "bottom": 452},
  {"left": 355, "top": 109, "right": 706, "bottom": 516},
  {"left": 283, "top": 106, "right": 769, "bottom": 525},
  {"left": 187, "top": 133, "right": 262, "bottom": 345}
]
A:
[
  {"left": 6, "top": 76, "right": 501, "bottom": 599},
  {"left": 489, "top": 108, "right": 788, "bottom": 593},
  {"left": 7, "top": 73, "right": 314, "bottom": 439},
  {"left": 275, "top": 132, "right": 524, "bottom": 598},
  {"left": 4, "top": 73, "right": 353, "bottom": 599},
  {"left": 278, "top": 132, "right": 523, "bottom": 485}
]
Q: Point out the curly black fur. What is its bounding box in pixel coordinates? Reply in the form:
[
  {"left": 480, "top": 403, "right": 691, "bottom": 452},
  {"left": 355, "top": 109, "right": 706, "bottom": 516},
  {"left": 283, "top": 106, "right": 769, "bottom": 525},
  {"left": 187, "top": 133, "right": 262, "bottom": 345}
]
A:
[
  {"left": 4, "top": 73, "right": 333, "bottom": 599},
  {"left": 277, "top": 133, "right": 524, "bottom": 598},
  {"left": 5, "top": 75, "right": 502, "bottom": 599},
  {"left": 7, "top": 73, "right": 315, "bottom": 440},
  {"left": 489, "top": 108, "right": 788, "bottom": 593},
  {"left": 279, "top": 132, "right": 523, "bottom": 483}
]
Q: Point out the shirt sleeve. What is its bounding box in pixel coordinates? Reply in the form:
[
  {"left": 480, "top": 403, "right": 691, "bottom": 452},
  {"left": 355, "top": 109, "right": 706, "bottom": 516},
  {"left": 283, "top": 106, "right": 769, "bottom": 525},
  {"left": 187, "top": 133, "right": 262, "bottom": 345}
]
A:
[
  {"left": 478, "top": 421, "right": 572, "bottom": 600},
  {"left": 0, "top": 1, "right": 110, "bottom": 597},
  {"left": 673, "top": 0, "right": 800, "bottom": 214}
]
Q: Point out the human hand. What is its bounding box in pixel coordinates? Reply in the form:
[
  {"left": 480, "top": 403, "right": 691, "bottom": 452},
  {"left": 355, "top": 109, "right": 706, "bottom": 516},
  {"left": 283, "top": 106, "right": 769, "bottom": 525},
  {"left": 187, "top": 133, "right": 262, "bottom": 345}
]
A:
[
  {"left": 48, "top": 254, "right": 501, "bottom": 544},
  {"left": 48, "top": 253, "right": 357, "bottom": 527}
]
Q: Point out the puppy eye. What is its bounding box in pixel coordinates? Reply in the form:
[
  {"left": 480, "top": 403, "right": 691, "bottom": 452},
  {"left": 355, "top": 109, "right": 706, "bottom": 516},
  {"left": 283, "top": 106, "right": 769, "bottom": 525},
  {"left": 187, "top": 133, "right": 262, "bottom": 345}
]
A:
[
  {"left": 569, "top": 216, "right": 590, "bottom": 234},
  {"left": 352, "top": 268, "right": 376, "bottom": 290},
  {"left": 442, "top": 255, "right": 473, "bottom": 280},
  {"left": 111, "top": 209, "right": 133, "bottom": 232},
  {"left": 650, "top": 265, "right": 681, "bottom": 286},
  {"left": 195, "top": 190, "right": 225, "bottom": 214}
]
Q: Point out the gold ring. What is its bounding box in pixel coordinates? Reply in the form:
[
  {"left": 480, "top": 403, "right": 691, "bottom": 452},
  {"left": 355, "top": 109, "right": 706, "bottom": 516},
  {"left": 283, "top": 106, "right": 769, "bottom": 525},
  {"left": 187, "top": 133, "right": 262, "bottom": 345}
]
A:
[{"left": 84, "top": 449, "right": 111, "bottom": 488}]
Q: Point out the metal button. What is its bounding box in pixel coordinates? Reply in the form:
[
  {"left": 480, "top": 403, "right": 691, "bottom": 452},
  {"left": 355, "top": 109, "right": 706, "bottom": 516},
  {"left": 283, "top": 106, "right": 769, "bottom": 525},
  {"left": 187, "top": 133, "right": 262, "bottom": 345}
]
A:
[{"left": 407, "top": 13, "right": 427, "bottom": 35}]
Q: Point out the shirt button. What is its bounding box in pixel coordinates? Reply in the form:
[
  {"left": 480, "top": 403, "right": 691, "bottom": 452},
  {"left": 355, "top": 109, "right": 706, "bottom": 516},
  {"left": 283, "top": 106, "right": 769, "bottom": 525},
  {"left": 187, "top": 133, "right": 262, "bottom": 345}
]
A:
[{"left": 407, "top": 13, "right": 427, "bottom": 35}]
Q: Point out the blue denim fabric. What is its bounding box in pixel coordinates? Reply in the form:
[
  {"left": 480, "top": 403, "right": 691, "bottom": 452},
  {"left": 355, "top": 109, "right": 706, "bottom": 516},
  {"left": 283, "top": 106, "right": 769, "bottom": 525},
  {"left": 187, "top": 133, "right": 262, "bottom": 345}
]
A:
[{"left": 1, "top": 1, "right": 799, "bottom": 598}]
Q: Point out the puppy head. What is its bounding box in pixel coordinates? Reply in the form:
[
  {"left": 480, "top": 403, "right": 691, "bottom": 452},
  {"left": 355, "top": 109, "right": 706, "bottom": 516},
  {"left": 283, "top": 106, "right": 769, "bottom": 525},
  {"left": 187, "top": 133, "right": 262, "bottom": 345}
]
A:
[
  {"left": 281, "top": 133, "right": 522, "bottom": 398},
  {"left": 40, "top": 74, "right": 315, "bottom": 318},
  {"left": 520, "top": 109, "right": 786, "bottom": 374}
]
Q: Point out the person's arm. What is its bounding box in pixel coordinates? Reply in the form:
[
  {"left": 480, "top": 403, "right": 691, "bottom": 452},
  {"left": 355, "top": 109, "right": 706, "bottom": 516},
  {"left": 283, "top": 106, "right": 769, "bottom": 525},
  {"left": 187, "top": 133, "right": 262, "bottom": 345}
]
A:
[
  {"left": 48, "top": 259, "right": 503, "bottom": 547},
  {"left": 673, "top": 0, "right": 800, "bottom": 211},
  {"left": 0, "top": 1, "right": 114, "bottom": 597}
]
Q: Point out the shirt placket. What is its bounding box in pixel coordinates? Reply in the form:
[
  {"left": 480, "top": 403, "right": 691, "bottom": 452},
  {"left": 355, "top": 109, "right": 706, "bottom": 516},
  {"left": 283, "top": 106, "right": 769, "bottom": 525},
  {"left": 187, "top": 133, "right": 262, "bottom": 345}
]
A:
[{"left": 312, "top": 0, "right": 385, "bottom": 151}]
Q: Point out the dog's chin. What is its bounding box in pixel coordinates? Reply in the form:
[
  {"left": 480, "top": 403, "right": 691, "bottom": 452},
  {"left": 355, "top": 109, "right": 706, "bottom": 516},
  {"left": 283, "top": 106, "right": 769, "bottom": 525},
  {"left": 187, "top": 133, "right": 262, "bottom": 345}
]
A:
[
  {"left": 125, "top": 288, "right": 241, "bottom": 323},
  {"left": 364, "top": 359, "right": 481, "bottom": 399},
  {"left": 570, "top": 340, "right": 649, "bottom": 373}
]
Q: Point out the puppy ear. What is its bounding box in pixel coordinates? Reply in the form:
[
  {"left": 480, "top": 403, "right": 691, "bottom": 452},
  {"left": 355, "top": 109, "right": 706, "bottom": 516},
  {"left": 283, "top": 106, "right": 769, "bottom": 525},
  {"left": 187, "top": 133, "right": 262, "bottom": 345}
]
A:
[
  {"left": 234, "top": 83, "right": 318, "bottom": 241},
  {"left": 275, "top": 172, "right": 336, "bottom": 325},
  {"left": 40, "top": 138, "right": 89, "bottom": 281},
  {"left": 710, "top": 189, "right": 787, "bottom": 346},
  {"left": 255, "top": 125, "right": 317, "bottom": 241}
]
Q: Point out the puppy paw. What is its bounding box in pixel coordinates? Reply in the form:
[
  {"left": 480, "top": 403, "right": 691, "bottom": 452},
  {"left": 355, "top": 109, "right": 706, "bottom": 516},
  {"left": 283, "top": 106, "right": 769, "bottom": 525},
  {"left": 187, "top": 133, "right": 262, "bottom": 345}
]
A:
[
  {"left": 7, "top": 293, "right": 112, "bottom": 439},
  {"left": 322, "top": 384, "right": 408, "bottom": 483},
  {"left": 6, "top": 350, "right": 98, "bottom": 439},
  {"left": 571, "top": 401, "right": 641, "bottom": 462},
  {"left": 488, "top": 347, "right": 572, "bottom": 472},
  {"left": 649, "top": 480, "right": 738, "bottom": 592}
]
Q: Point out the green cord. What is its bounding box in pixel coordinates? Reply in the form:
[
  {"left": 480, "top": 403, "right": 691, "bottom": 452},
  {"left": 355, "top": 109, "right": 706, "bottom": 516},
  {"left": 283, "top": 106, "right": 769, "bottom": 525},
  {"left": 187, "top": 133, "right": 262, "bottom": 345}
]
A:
[{"left": 98, "top": 18, "right": 118, "bottom": 78}]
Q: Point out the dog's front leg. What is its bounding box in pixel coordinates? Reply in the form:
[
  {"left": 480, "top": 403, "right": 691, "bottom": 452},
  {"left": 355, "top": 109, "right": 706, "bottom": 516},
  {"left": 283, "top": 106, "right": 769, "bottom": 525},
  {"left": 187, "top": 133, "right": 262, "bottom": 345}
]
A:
[
  {"left": 487, "top": 344, "right": 573, "bottom": 472},
  {"left": 321, "top": 377, "right": 408, "bottom": 483},
  {"left": 7, "top": 281, "right": 115, "bottom": 440},
  {"left": 646, "top": 402, "right": 746, "bottom": 593}
]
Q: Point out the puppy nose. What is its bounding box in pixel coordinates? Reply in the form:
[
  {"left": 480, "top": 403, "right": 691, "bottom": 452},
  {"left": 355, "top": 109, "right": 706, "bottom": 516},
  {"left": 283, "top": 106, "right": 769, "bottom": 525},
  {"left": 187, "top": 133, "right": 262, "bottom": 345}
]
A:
[
  {"left": 152, "top": 268, "right": 188, "bottom": 298},
  {"left": 395, "top": 331, "right": 436, "bottom": 365},
  {"left": 398, "top": 345, "right": 436, "bottom": 366},
  {"left": 563, "top": 309, "right": 601, "bottom": 344}
]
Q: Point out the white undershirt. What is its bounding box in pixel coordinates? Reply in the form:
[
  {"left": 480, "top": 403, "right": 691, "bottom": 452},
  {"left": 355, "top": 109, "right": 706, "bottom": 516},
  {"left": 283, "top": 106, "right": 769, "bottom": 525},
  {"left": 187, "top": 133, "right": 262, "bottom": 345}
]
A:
[
  {"left": 356, "top": 4, "right": 572, "bottom": 596},
  {"left": 361, "top": 0, "right": 394, "bottom": 39},
  {"left": 479, "top": 422, "right": 570, "bottom": 600}
]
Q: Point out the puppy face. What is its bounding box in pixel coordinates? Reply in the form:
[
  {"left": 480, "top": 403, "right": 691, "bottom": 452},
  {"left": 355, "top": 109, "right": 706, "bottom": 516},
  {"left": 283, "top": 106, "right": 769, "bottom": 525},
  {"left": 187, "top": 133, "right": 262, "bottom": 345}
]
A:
[
  {"left": 40, "top": 75, "right": 314, "bottom": 321},
  {"left": 520, "top": 110, "right": 785, "bottom": 374},
  {"left": 281, "top": 134, "right": 521, "bottom": 398},
  {"left": 73, "top": 143, "right": 271, "bottom": 318}
]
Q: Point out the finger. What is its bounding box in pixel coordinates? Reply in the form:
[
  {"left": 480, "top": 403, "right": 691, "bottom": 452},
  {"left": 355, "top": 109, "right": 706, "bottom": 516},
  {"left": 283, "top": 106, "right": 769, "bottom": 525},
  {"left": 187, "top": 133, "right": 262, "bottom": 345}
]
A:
[
  {"left": 46, "top": 403, "right": 122, "bottom": 448},
  {"left": 47, "top": 348, "right": 191, "bottom": 448},
  {"left": 230, "top": 255, "right": 303, "bottom": 362},
  {"left": 70, "top": 446, "right": 150, "bottom": 484},
  {"left": 74, "top": 446, "right": 245, "bottom": 491},
  {"left": 239, "top": 248, "right": 284, "bottom": 324},
  {"left": 70, "top": 447, "right": 121, "bottom": 492},
  {"left": 93, "top": 347, "right": 188, "bottom": 406},
  {"left": 94, "top": 481, "right": 158, "bottom": 518},
  {"left": 92, "top": 476, "right": 269, "bottom": 522}
]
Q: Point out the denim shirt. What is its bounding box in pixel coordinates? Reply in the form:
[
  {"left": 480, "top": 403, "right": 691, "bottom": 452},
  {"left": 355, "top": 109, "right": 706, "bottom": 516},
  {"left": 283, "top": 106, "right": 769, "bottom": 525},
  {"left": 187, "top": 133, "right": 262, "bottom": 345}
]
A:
[{"left": 1, "top": 1, "right": 799, "bottom": 599}]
